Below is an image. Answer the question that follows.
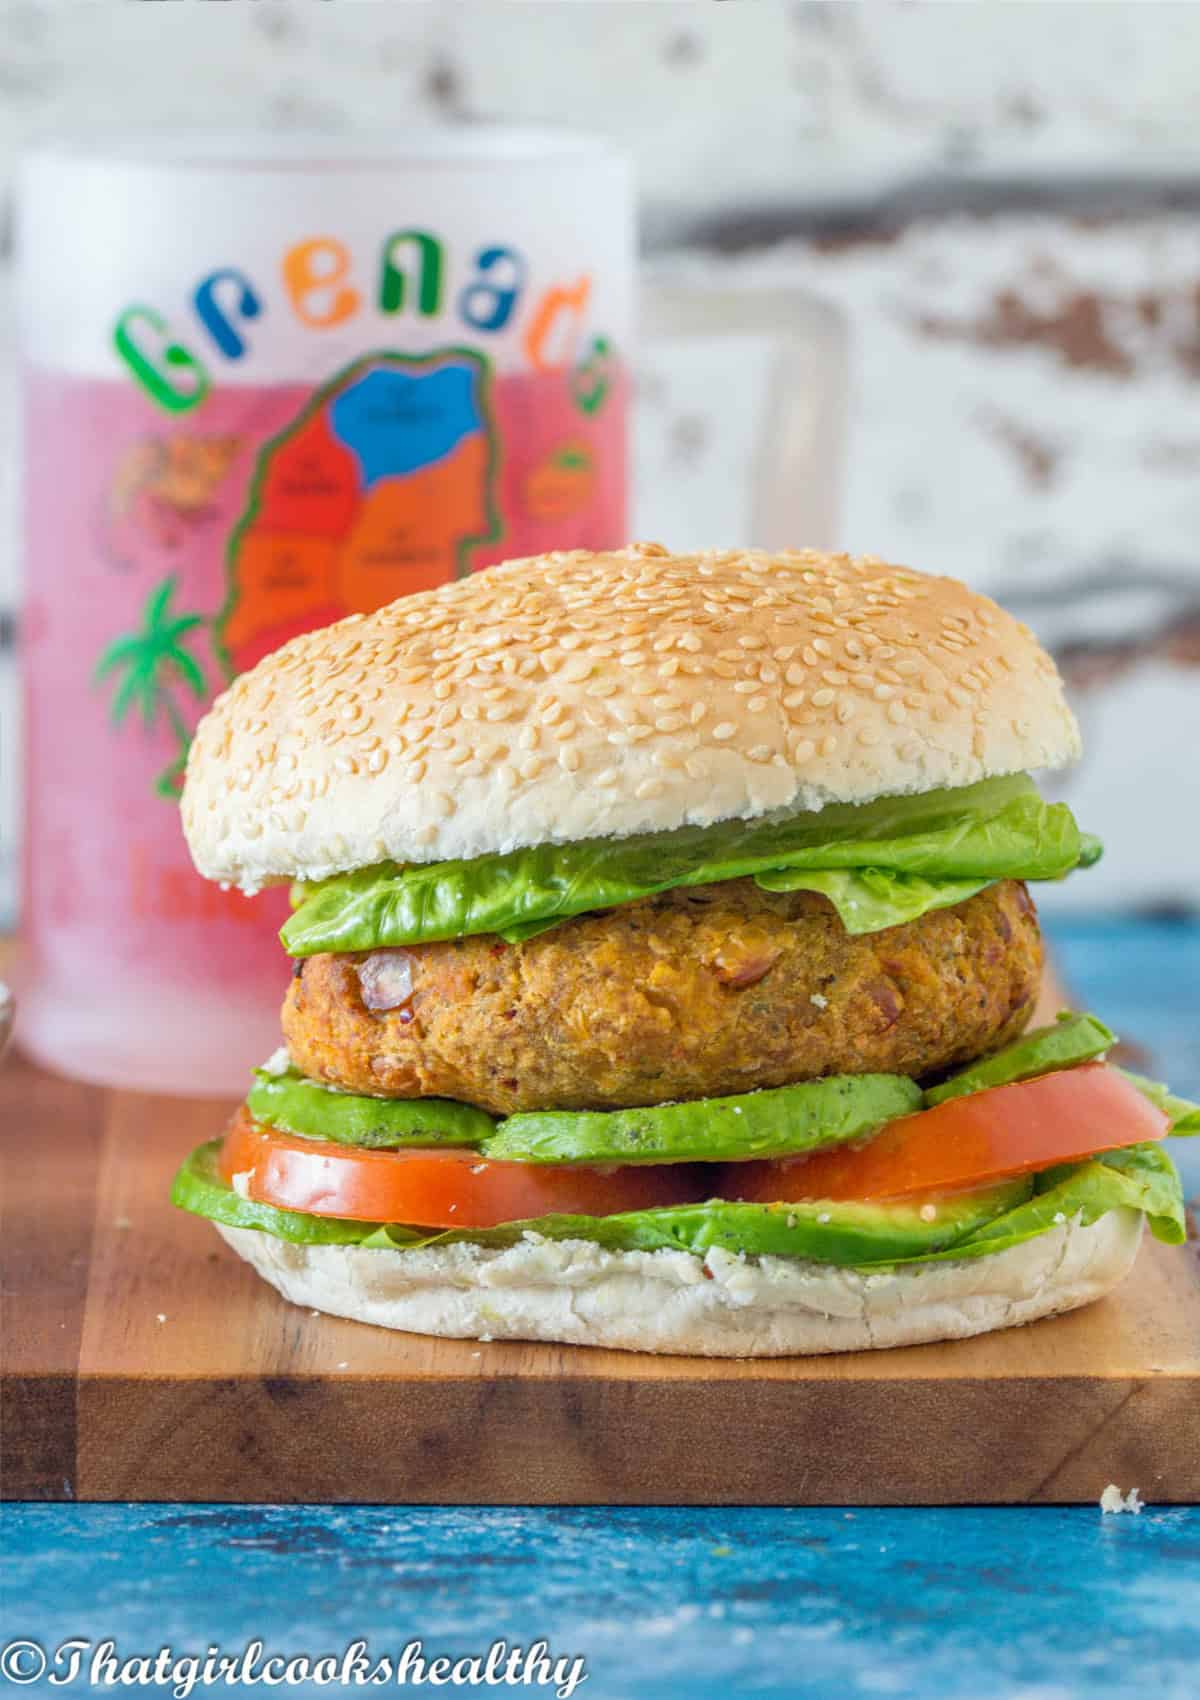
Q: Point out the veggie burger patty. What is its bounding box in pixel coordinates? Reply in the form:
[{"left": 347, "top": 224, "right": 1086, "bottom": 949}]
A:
[{"left": 282, "top": 877, "right": 1043, "bottom": 1115}]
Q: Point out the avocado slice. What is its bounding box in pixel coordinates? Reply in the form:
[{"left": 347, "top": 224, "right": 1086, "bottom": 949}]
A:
[
  {"left": 486, "top": 1073, "right": 922, "bottom": 1166},
  {"left": 923, "top": 1011, "right": 1116, "bottom": 1108},
  {"left": 246, "top": 1066, "right": 494, "bottom": 1149},
  {"left": 171, "top": 1137, "right": 1028, "bottom": 1265},
  {"left": 539, "top": 1181, "right": 1033, "bottom": 1264}
]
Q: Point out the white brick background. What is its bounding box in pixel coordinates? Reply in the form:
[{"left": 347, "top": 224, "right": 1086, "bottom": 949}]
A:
[{"left": 2, "top": 2, "right": 1200, "bottom": 923}]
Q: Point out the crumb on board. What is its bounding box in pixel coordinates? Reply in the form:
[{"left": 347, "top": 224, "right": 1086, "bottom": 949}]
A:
[
  {"left": 1100, "top": 1484, "right": 1144, "bottom": 1515},
  {"left": 156, "top": 1313, "right": 167, "bottom": 1324}
]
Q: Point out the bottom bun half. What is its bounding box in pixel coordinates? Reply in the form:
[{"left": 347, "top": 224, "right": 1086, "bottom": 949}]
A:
[{"left": 215, "top": 1209, "right": 1142, "bottom": 1357}]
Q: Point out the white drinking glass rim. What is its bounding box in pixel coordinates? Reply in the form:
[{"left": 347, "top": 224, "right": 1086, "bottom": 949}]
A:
[{"left": 21, "top": 124, "right": 625, "bottom": 175}]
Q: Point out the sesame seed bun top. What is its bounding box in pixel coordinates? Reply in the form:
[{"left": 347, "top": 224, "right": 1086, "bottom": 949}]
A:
[{"left": 181, "top": 544, "right": 1081, "bottom": 894}]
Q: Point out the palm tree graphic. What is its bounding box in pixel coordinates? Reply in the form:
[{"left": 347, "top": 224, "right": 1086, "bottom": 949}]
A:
[{"left": 95, "top": 575, "right": 208, "bottom": 798}]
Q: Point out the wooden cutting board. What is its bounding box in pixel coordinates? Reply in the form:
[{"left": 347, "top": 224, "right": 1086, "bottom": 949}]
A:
[{"left": 4, "top": 1039, "right": 1197, "bottom": 1507}]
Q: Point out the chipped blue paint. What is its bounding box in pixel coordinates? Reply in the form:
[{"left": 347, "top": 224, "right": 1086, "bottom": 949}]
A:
[{"left": 3, "top": 1504, "right": 1199, "bottom": 1699}]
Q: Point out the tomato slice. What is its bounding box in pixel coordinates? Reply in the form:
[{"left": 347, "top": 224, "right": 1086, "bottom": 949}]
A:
[
  {"left": 726, "top": 1063, "right": 1169, "bottom": 1205},
  {"left": 220, "top": 1108, "right": 706, "bottom": 1228}
]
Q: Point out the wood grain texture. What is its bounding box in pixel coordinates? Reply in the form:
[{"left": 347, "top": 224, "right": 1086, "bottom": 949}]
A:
[{"left": 3, "top": 1025, "right": 1197, "bottom": 1506}]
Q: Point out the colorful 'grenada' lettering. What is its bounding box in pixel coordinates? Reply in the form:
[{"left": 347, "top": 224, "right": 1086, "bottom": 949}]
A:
[
  {"left": 523, "top": 277, "right": 592, "bottom": 371},
  {"left": 193, "top": 270, "right": 262, "bottom": 360},
  {"left": 572, "top": 333, "right": 614, "bottom": 416},
  {"left": 379, "top": 230, "right": 443, "bottom": 317},
  {"left": 459, "top": 247, "right": 526, "bottom": 332},
  {"left": 113, "top": 235, "right": 610, "bottom": 415},
  {"left": 113, "top": 307, "right": 210, "bottom": 414},
  {"left": 282, "top": 237, "right": 360, "bottom": 329}
]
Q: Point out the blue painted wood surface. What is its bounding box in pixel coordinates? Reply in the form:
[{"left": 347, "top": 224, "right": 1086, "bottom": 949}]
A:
[
  {"left": 1046, "top": 916, "right": 1200, "bottom": 1191},
  {"left": 3, "top": 1504, "right": 1199, "bottom": 1699},
  {"left": 3, "top": 918, "right": 1198, "bottom": 1699}
]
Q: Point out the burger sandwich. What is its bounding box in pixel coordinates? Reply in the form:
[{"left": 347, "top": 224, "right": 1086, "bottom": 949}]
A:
[{"left": 173, "top": 545, "right": 1197, "bottom": 1355}]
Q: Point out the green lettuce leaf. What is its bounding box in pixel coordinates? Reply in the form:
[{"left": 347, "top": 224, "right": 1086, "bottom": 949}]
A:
[
  {"left": 172, "top": 1138, "right": 1185, "bottom": 1267},
  {"left": 755, "top": 867, "right": 994, "bottom": 934},
  {"left": 936, "top": 1142, "right": 1188, "bottom": 1256},
  {"left": 1116, "top": 1070, "right": 1200, "bottom": 1135},
  {"left": 170, "top": 1140, "right": 380, "bottom": 1245},
  {"left": 171, "top": 1138, "right": 1026, "bottom": 1264},
  {"left": 282, "top": 773, "right": 1100, "bottom": 955}
]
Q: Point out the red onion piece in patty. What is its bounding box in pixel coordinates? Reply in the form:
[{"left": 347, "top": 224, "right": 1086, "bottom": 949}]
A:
[
  {"left": 357, "top": 950, "right": 415, "bottom": 1012},
  {"left": 709, "top": 945, "right": 783, "bottom": 989}
]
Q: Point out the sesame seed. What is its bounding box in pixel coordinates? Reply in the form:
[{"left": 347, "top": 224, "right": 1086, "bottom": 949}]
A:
[{"left": 712, "top": 722, "right": 737, "bottom": 741}]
